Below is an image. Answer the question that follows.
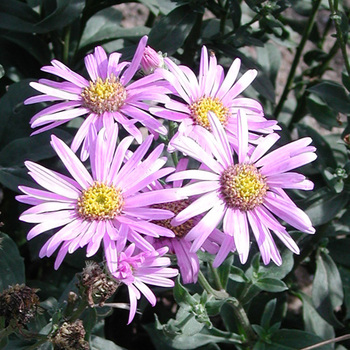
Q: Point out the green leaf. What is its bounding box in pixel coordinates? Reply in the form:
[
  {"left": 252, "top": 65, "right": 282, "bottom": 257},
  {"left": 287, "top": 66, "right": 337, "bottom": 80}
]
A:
[
  {"left": 312, "top": 250, "right": 343, "bottom": 327},
  {"left": 34, "top": 0, "right": 85, "bottom": 33},
  {"left": 91, "top": 336, "right": 126, "bottom": 350},
  {"left": 306, "top": 95, "right": 339, "bottom": 129},
  {"left": 297, "top": 292, "right": 334, "bottom": 340},
  {"left": 0, "top": 80, "right": 39, "bottom": 149},
  {"left": 296, "top": 124, "right": 337, "bottom": 170},
  {"left": 229, "top": 265, "right": 248, "bottom": 283},
  {"left": 0, "top": 130, "right": 72, "bottom": 167},
  {"left": 308, "top": 81, "right": 350, "bottom": 114},
  {"left": 261, "top": 299, "right": 277, "bottom": 330},
  {"left": 302, "top": 189, "right": 349, "bottom": 227},
  {"left": 328, "top": 238, "right": 350, "bottom": 268},
  {"left": 256, "top": 43, "right": 281, "bottom": 87},
  {"left": 148, "top": 5, "right": 196, "bottom": 55},
  {"left": 267, "top": 329, "right": 333, "bottom": 349},
  {"left": 259, "top": 250, "right": 294, "bottom": 280},
  {"left": 79, "top": 7, "right": 149, "bottom": 50},
  {"left": 338, "top": 266, "right": 350, "bottom": 320},
  {"left": 216, "top": 255, "right": 233, "bottom": 289},
  {"left": 254, "top": 278, "right": 288, "bottom": 293},
  {"left": 173, "top": 276, "right": 196, "bottom": 308},
  {"left": 342, "top": 72, "right": 350, "bottom": 92},
  {"left": 0, "top": 232, "right": 25, "bottom": 292}
]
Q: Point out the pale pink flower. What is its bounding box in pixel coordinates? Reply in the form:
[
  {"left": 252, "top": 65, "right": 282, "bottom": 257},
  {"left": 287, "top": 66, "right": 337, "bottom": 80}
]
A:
[
  {"left": 167, "top": 111, "right": 316, "bottom": 267},
  {"left": 17, "top": 126, "right": 183, "bottom": 269},
  {"left": 109, "top": 244, "right": 178, "bottom": 324},
  {"left": 151, "top": 46, "right": 279, "bottom": 151},
  {"left": 25, "top": 36, "right": 169, "bottom": 160}
]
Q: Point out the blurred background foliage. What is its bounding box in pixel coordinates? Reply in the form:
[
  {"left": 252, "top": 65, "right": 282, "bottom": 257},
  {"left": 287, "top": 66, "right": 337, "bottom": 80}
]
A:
[{"left": 0, "top": 0, "right": 350, "bottom": 349}]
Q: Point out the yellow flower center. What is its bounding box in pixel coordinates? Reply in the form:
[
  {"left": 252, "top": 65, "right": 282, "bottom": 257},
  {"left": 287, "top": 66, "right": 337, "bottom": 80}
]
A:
[
  {"left": 152, "top": 200, "right": 193, "bottom": 238},
  {"left": 77, "top": 182, "right": 124, "bottom": 220},
  {"left": 81, "top": 74, "right": 127, "bottom": 115},
  {"left": 189, "top": 96, "right": 229, "bottom": 130},
  {"left": 220, "top": 164, "right": 268, "bottom": 211}
]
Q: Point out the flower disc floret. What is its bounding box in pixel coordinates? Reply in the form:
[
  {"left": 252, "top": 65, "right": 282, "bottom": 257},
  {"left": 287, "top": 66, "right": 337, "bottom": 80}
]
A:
[
  {"left": 153, "top": 200, "right": 193, "bottom": 238},
  {"left": 81, "top": 75, "right": 127, "bottom": 115},
  {"left": 220, "top": 164, "right": 268, "bottom": 211},
  {"left": 78, "top": 182, "right": 124, "bottom": 220},
  {"left": 190, "top": 96, "right": 229, "bottom": 130}
]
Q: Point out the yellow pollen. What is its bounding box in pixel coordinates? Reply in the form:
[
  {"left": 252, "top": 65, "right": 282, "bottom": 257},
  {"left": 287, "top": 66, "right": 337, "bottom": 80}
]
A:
[
  {"left": 81, "top": 74, "right": 127, "bottom": 115},
  {"left": 77, "top": 182, "right": 124, "bottom": 220},
  {"left": 189, "top": 96, "right": 229, "bottom": 130},
  {"left": 152, "top": 200, "right": 193, "bottom": 238},
  {"left": 220, "top": 164, "right": 268, "bottom": 211}
]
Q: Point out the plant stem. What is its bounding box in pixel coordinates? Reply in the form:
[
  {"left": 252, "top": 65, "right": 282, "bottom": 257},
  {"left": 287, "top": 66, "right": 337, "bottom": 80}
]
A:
[
  {"left": 197, "top": 270, "right": 256, "bottom": 343},
  {"left": 209, "top": 262, "right": 224, "bottom": 290},
  {"left": 63, "top": 26, "right": 71, "bottom": 65},
  {"left": 69, "top": 300, "right": 89, "bottom": 323},
  {"left": 328, "top": 0, "right": 350, "bottom": 77},
  {"left": 274, "top": 0, "right": 322, "bottom": 120}
]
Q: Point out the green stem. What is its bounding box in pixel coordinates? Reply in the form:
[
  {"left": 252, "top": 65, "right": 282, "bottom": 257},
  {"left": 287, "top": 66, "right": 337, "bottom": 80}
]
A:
[
  {"left": 274, "top": 0, "right": 322, "bottom": 120},
  {"left": 197, "top": 271, "right": 256, "bottom": 344},
  {"left": 26, "top": 336, "right": 49, "bottom": 350},
  {"left": 209, "top": 262, "right": 224, "bottom": 290},
  {"left": 169, "top": 121, "right": 179, "bottom": 166},
  {"left": 0, "top": 325, "right": 15, "bottom": 343},
  {"left": 68, "top": 300, "right": 89, "bottom": 323},
  {"left": 328, "top": 0, "right": 350, "bottom": 77},
  {"left": 63, "top": 26, "right": 71, "bottom": 65}
]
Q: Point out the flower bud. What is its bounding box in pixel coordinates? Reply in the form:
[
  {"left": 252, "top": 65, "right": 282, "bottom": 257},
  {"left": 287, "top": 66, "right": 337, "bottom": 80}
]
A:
[{"left": 140, "top": 46, "right": 165, "bottom": 75}]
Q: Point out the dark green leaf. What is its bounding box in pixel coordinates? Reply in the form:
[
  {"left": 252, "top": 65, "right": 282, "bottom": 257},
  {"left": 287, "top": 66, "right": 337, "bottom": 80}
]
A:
[
  {"left": 328, "top": 238, "right": 350, "bottom": 268},
  {"left": 173, "top": 276, "right": 196, "bottom": 307},
  {"left": 216, "top": 255, "right": 233, "bottom": 289},
  {"left": 0, "top": 130, "right": 72, "bottom": 167},
  {"left": 308, "top": 82, "right": 350, "bottom": 114},
  {"left": 267, "top": 329, "right": 333, "bottom": 349},
  {"left": 297, "top": 292, "right": 334, "bottom": 340},
  {"left": 302, "top": 189, "right": 348, "bottom": 227},
  {"left": 34, "top": 0, "right": 85, "bottom": 33},
  {"left": 296, "top": 124, "right": 337, "bottom": 170},
  {"left": 79, "top": 7, "right": 149, "bottom": 50},
  {"left": 254, "top": 278, "right": 288, "bottom": 293},
  {"left": 312, "top": 250, "right": 343, "bottom": 327},
  {"left": 148, "top": 5, "right": 196, "bottom": 55},
  {"left": 229, "top": 265, "right": 248, "bottom": 283},
  {"left": 306, "top": 95, "right": 339, "bottom": 129},
  {"left": 338, "top": 266, "right": 350, "bottom": 320},
  {"left": 256, "top": 43, "right": 281, "bottom": 87},
  {"left": 342, "top": 72, "right": 350, "bottom": 92},
  {"left": 0, "top": 232, "right": 25, "bottom": 292},
  {"left": 261, "top": 299, "right": 277, "bottom": 330},
  {"left": 259, "top": 250, "right": 294, "bottom": 280},
  {"left": 91, "top": 336, "right": 126, "bottom": 350}
]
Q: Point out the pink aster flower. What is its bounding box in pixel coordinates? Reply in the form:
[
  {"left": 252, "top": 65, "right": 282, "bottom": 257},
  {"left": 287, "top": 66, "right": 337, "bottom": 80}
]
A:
[
  {"left": 166, "top": 111, "right": 316, "bottom": 267},
  {"left": 25, "top": 36, "right": 169, "bottom": 160},
  {"left": 151, "top": 46, "right": 279, "bottom": 151},
  {"left": 146, "top": 158, "right": 224, "bottom": 284},
  {"left": 16, "top": 125, "right": 183, "bottom": 269},
  {"left": 109, "top": 244, "right": 178, "bottom": 324}
]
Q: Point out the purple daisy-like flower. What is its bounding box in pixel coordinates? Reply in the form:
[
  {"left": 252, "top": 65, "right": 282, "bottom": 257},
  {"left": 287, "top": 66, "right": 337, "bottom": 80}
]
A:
[
  {"left": 166, "top": 111, "right": 316, "bottom": 267},
  {"left": 17, "top": 125, "right": 183, "bottom": 269},
  {"left": 109, "top": 244, "right": 178, "bottom": 324},
  {"left": 151, "top": 46, "right": 279, "bottom": 151},
  {"left": 25, "top": 36, "right": 169, "bottom": 160},
  {"left": 147, "top": 158, "right": 224, "bottom": 284}
]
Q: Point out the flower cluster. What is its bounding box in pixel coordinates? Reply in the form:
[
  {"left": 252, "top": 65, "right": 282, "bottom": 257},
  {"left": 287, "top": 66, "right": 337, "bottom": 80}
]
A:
[{"left": 18, "top": 36, "right": 316, "bottom": 323}]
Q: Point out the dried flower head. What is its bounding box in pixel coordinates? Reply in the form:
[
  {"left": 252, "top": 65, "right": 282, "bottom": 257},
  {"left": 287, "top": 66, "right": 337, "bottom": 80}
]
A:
[
  {"left": 51, "top": 320, "right": 89, "bottom": 350},
  {"left": 78, "top": 261, "right": 119, "bottom": 306},
  {"left": 0, "top": 284, "right": 40, "bottom": 327}
]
